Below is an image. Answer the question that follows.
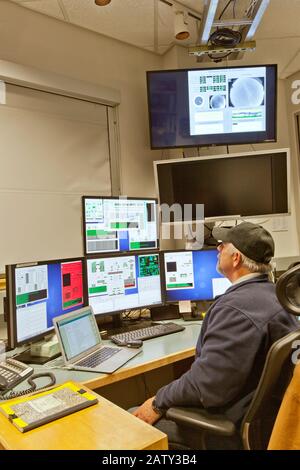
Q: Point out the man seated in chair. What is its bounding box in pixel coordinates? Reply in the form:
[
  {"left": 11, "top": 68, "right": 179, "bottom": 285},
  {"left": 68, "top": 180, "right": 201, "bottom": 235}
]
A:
[{"left": 132, "top": 222, "right": 299, "bottom": 449}]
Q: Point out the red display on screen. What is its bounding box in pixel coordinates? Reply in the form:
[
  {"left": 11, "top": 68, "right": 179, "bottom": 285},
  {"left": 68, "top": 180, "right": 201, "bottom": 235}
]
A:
[{"left": 61, "top": 261, "right": 84, "bottom": 310}]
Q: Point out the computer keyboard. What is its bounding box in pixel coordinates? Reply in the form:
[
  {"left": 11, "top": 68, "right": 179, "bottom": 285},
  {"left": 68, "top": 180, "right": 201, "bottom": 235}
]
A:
[
  {"left": 110, "top": 322, "right": 185, "bottom": 345},
  {"left": 77, "top": 347, "right": 119, "bottom": 367}
]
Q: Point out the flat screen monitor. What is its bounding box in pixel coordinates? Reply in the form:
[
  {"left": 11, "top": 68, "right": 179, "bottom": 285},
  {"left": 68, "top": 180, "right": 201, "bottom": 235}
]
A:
[
  {"left": 155, "top": 148, "right": 289, "bottom": 221},
  {"left": 87, "top": 252, "right": 163, "bottom": 316},
  {"left": 147, "top": 64, "right": 277, "bottom": 149},
  {"left": 6, "top": 257, "right": 88, "bottom": 351},
  {"left": 83, "top": 196, "right": 159, "bottom": 255},
  {"left": 163, "top": 249, "right": 231, "bottom": 302}
]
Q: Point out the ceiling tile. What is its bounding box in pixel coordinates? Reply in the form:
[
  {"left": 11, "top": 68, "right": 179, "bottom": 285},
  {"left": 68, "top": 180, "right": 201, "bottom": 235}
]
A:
[
  {"left": 62, "top": 0, "right": 155, "bottom": 48},
  {"left": 256, "top": 0, "right": 300, "bottom": 39},
  {"left": 12, "top": 0, "right": 65, "bottom": 20},
  {"left": 9, "top": 0, "right": 300, "bottom": 63}
]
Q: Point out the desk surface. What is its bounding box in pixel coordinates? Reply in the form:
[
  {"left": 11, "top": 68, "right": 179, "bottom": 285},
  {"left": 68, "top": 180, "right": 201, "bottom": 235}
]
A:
[
  {"left": 0, "top": 321, "right": 200, "bottom": 450},
  {"left": 32, "top": 321, "right": 201, "bottom": 390},
  {"left": 0, "top": 382, "right": 168, "bottom": 450}
]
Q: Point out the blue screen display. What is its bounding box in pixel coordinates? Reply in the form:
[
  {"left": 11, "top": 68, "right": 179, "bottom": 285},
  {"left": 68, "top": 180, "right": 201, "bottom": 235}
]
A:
[
  {"left": 164, "top": 249, "right": 231, "bottom": 302},
  {"left": 14, "top": 259, "right": 85, "bottom": 344}
]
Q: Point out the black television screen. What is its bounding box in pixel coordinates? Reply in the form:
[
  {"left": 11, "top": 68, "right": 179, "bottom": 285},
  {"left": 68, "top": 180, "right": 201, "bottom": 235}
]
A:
[
  {"left": 154, "top": 149, "right": 289, "bottom": 221},
  {"left": 147, "top": 64, "right": 277, "bottom": 149}
]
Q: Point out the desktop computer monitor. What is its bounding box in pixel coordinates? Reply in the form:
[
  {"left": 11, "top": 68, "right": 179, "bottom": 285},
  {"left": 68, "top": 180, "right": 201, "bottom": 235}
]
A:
[
  {"left": 6, "top": 257, "right": 88, "bottom": 353},
  {"left": 162, "top": 249, "right": 231, "bottom": 302},
  {"left": 82, "top": 196, "right": 159, "bottom": 255},
  {"left": 86, "top": 252, "right": 163, "bottom": 317}
]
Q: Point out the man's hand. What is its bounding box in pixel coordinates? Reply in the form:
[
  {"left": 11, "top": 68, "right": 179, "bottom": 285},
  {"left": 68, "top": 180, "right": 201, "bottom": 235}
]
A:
[{"left": 133, "top": 396, "right": 161, "bottom": 425}]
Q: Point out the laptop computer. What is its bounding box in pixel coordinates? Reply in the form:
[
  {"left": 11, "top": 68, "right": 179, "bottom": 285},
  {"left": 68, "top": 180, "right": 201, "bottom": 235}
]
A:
[{"left": 53, "top": 306, "right": 141, "bottom": 374}]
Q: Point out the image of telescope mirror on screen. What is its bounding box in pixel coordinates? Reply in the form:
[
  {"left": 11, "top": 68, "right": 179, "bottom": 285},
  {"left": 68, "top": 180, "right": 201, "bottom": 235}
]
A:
[{"left": 147, "top": 64, "right": 277, "bottom": 149}]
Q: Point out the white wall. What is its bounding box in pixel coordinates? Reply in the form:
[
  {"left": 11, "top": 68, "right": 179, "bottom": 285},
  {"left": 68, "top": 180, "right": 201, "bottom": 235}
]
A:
[
  {"left": 0, "top": 1, "right": 163, "bottom": 198},
  {"left": 0, "top": 1, "right": 299, "bottom": 260}
]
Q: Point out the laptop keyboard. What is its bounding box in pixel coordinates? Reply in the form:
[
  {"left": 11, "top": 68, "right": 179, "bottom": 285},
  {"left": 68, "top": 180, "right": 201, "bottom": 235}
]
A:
[{"left": 77, "top": 347, "right": 119, "bottom": 368}]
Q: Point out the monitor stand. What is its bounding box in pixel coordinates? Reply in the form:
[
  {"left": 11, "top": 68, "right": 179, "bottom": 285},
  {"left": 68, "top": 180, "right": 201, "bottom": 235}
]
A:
[
  {"left": 13, "top": 336, "right": 61, "bottom": 365},
  {"left": 98, "top": 313, "right": 155, "bottom": 339}
]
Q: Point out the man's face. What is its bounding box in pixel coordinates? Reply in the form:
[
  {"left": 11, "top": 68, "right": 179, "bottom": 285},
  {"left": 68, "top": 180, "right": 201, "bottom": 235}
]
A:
[{"left": 217, "top": 242, "right": 234, "bottom": 277}]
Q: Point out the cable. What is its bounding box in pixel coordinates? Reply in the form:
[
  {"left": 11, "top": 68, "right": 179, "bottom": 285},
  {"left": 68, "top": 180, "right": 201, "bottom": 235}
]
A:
[
  {"left": 0, "top": 373, "right": 56, "bottom": 400},
  {"left": 218, "top": 0, "right": 234, "bottom": 20},
  {"left": 208, "top": 51, "right": 232, "bottom": 62},
  {"left": 209, "top": 28, "right": 242, "bottom": 47},
  {"left": 208, "top": 27, "right": 242, "bottom": 62}
]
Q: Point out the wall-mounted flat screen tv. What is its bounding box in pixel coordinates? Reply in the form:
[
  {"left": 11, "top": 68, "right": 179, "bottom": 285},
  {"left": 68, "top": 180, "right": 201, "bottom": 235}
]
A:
[
  {"left": 154, "top": 148, "right": 289, "bottom": 222},
  {"left": 147, "top": 64, "right": 277, "bottom": 149}
]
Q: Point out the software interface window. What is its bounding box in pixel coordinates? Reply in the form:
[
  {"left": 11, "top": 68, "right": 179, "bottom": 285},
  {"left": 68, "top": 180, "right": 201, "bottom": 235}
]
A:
[
  {"left": 188, "top": 67, "right": 266, "bottom": 136},
  {"left": 15, "top": 261, "right": 84, "bottom": 343},
  {"left": 87, "top": 253, "right": 162, "bottom": 315},
  {"left": 84, "top": 198, "right": 158, "bottom": 254},
  {"left": 57, "top": 310, "right": 99, "bottom": 360},
  {"left": 164, "top": 250, "right": 231, "bottom": 302}
]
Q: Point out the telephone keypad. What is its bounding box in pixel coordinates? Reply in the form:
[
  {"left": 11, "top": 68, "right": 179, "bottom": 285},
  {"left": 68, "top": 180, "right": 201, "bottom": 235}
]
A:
[{"left": 0, "top": 359, "right": 34, "bottom": 392}]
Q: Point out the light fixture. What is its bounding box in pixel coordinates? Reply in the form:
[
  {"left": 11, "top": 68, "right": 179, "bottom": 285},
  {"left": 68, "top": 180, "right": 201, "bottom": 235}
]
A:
[
  {"left": 95, "top": 0, "right": 111, "bottom": 6},
  {"left": 173, "top": 9, "right": 190, "bottom": 40}
]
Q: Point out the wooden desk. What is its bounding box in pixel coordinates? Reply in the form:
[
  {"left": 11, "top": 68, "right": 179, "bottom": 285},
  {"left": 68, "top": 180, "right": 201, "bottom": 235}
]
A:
[
  {"left": 41, "top": 321, "right": 201, "bottom": 390},
  {"left": 0, "top": 383, "right": 168, "bottom": 450}
]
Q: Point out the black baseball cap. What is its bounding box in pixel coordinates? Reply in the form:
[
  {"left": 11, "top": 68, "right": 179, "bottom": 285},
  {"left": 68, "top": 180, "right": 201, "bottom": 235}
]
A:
[{"left": 212, "top": 222, "right": 274, "bottom": 264}]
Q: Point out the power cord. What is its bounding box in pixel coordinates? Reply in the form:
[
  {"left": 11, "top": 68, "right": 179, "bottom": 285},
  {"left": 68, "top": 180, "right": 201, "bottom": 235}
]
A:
[{"left": 0, "top": 372, "right": 56, "bottom": 400}]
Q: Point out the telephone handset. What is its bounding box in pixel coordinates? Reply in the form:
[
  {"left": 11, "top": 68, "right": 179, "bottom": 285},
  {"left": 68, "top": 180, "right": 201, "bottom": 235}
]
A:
[
  {"left": 0, "top": 358, "right": 34, "bottom": 392},
  {"left": 0, "top": 358, "right": 56, "bottom": 398}
]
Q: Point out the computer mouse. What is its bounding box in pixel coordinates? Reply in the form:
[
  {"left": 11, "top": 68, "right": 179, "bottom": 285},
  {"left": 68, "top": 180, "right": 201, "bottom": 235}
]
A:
[{"left": 126, "top": 340, "right": 143, "bottom": 348}]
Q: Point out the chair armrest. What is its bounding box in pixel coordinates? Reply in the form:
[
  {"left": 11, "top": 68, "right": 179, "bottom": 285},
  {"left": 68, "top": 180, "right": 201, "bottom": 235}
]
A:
[{"left": 166, "top": 407, "right": 236, "bottom": 436}]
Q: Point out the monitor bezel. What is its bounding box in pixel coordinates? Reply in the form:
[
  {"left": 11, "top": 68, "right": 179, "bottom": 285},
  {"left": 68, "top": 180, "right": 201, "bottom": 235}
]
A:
[
  {"left": 82, "top": 195, "right": 160, "bottom": 256},
  {"left": 146, "top": 63, "right": 277, "bottom": 150},
  {"left": 85, "top": 250, "right": 164, "bottom": 317},
  {"left": 154, "top": 148, "right": 291, "bottom": 223},
  {"left": 161, "top": 247, "right": 225, "bottom": 304},
  {"left": 6, "top": 256, "right": 88, "bottom": 350}
]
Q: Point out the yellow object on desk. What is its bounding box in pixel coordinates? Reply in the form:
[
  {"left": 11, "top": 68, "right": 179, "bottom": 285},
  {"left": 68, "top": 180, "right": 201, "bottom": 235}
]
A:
[
  {"left": 0, "top": 381, "right": 98, "bottom": 433},
  {"left": 0, "top": 382, "right": 168, "bottom": 450}
]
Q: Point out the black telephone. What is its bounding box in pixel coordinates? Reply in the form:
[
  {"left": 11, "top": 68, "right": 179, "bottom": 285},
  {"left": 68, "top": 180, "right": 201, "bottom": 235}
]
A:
[{"left": 0, "top": 358, "right": 56, "bottom": 398}]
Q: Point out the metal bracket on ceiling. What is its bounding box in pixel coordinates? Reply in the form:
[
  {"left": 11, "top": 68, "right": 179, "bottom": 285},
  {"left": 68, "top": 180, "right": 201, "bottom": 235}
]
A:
[{"left": 195, "top": 0, "right": 269, "bottom": 62}]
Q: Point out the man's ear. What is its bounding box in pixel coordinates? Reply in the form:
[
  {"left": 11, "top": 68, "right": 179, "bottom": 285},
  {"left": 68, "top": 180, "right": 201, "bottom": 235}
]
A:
[{"left": 232, "top": 251, "right": 242, "bottom": 268}]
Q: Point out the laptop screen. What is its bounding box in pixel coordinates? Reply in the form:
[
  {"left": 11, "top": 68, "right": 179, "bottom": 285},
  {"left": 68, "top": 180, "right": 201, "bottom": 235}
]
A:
[{"left": 56, "top": 308, "right": 100, "bottom": 361}]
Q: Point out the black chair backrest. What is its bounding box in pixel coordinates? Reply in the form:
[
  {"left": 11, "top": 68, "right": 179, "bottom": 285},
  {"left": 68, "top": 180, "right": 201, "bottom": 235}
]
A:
[
  {"left": 276, "top": 264, "right": 300, "bottom": 315},
  {"left": 241, "top": 329, "right": 300, "bottom": 450}
]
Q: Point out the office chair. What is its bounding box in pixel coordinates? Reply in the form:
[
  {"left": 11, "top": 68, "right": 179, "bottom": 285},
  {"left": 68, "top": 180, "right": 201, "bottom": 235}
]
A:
[
  {"left": 276, "top": 263, "right": 300, "bottom": 316},
  {"left": 165, "top": 329, "right": 300, "bottom": 449}
]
